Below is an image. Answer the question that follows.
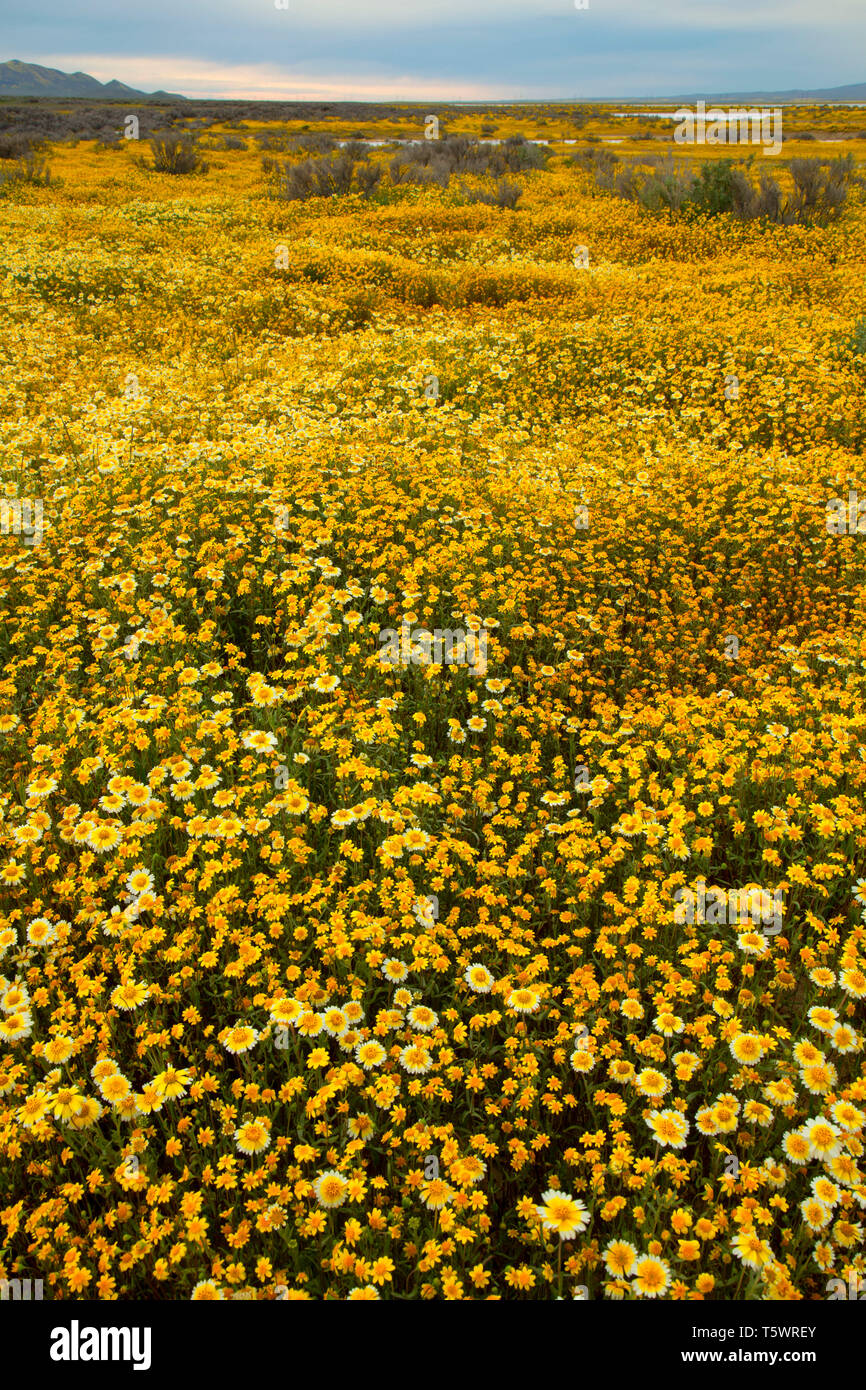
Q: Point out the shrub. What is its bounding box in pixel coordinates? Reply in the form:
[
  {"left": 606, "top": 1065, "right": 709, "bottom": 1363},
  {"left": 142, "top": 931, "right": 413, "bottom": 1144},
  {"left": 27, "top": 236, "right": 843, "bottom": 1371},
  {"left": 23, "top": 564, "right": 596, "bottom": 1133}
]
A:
[
  {"left": 389, "top": 135, "right": 547, "bottom": 190},
  {"left": 788, "top": 155, "right": 854, "bottom": 223},
  {"left": 268, "top": 150, "right": 382, "bottom": 201},
  {"left": 851, "top": 317, "right": 866, "bottom": 357},
  {"left": 289, "top": 133, "right": 338, "bottom": 155},
  {"left": 634, "top": 155, "right": 696, "bottom": 212},
  {"left": 582, "top": 151, "right": 856, "bottom": 226},
  {"left": 0, "top": 152, "right": 53, "bottom": 191},
  {"left": 462, "top": 179, "right": 522, "bottom": 209},
  {"left": 148, "top": 132, "right": 209, "bottom": 175},
  {"left": 207, "top": 133, "right": 247, "bottom": 151},
  {"left": 0, "top": 133, "right": 41, "bottom": 160},
  {"left": 571, "top": 147, "right": 620, "bottom": 185},
  {"left": 600, "top": 153, "right": 695, "bottom": 212},
  {"left": 688, "top": 159, "right": 740, "bottom": 216}
]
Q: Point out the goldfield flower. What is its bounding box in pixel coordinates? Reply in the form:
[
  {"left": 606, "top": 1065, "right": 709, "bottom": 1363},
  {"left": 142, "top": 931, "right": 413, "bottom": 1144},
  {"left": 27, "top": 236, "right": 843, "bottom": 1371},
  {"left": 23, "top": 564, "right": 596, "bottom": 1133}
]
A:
[
  {"left": 801, "top": 1117, "right": 843, "bottom": 1159},
  {"left": 731, "top": 1231, "right": 774, "bottom": 1269},
  {"left": 535, "top": 1190, "right": 590, "bottom": 1240},
  {"left": 355, "top": 1041, "right": 387, "bottom": 1069},
  {"left": 464, "top": 964, "right": 494, "bottom": 993},
  {"left": 830, "top": 1025, "right": 861, "bottom": 1055},
  {"left": 0, "top": 1010, "right": 34, "bottom": 1043},
  {"left": 831, "top": 1101, "right": 864, "bottom": 1132},
  {"left": 407, "top": 1005, "right": 438, "bottom": 1032},
  {"left": 420, "top": 1178, "right": 454, "bottom": 1210},
  {"left": 646, "top": 1109, "right": 690, "bottom": 1149},
  {"left": 800, "top": 1197, "right": 833, "bottom": 1231},
  {"left": 220, "top": 1025, "right": 260, "bottom": 1054},
  {"left": 839, "top": 967, "right": 866, "bottom": 999},
  {"left": 126, "top": 868, "right": 155, "bottom": 895},
  {"left": 632, "top": 1255, "right": 671, "bottom": 1298},
  {"left": 241, "top": 730, "right": 278, "bottom": 752},
  {"left": 506, "top": 987, "right": 540, "bottom": 1014},
  {"left": 729, "top": 1032, "right": 765, "bottom": 1064},
  {"left": 269, "top": 997, "right": 305, "bottom": 1026},
  {"left": 2, "top": 114, "right": 866, "bottom": 1306},
  {"left": 782, "top": 1129, "right": 813, "bottom": 1165},
  {"left": 635, "top": 1068, "right": 669, "bottom": 1099},
  {"left": 110, "top": 981, "right": 150, "bottom": 1011},
  {"left": 26, "top": 917, "right": 57, "bottom": 946},
  {"left": 152, "top": 1067, "right": 191, "bottom": 1099},
  {"left": 347, "top": 1113, "right": 375, "bottom": 1141},
  {"left": 235, "top": 1118, "right": 272, "bottom": 1154},
  {"left": 603, "top": 1239, "right": 638, "bottom": 1277},
  {"left": 313, "top": 1170, "right": 349, "bottom": 1208},
  {"left": 399, "top": 1044, "right": 433, "bottom": 1074}
]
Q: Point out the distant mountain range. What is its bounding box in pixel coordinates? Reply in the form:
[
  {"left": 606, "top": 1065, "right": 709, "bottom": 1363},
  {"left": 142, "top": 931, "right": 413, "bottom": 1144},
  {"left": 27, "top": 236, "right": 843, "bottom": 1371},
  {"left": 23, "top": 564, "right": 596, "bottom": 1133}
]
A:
[
  {"left": 623, "top": 80, "right": 866, "bottom": 105},
  {"left": 0, "top": 60, "right": 186, "bottom": 101},
  {"left": 1, "top": 59, "right": 864, "bottom": 106}
]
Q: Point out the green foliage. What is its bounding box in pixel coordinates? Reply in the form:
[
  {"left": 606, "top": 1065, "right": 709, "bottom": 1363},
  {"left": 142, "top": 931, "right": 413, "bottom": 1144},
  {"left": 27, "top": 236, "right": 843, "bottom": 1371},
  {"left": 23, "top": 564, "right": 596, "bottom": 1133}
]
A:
[
  {"left": 148, "top": 132, "right": 208, "bottom": 175},
  {"left": 688, "top": 159, "right": 740, "bottom": 216},
  {"left": 584, "top": 152, "right": 856, "bottom": 227},
  {"left": 267, "top": 149, "right": 382, "bottom": 201},
  {"left": 0, "top": 151, "right": 52, "bottom": 192}
]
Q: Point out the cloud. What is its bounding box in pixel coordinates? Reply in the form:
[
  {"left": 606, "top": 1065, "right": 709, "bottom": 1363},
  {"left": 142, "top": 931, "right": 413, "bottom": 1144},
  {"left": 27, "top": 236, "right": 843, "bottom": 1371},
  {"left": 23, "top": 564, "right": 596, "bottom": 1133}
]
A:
[
  {"left": 13, "top": 0, "right": 866, "bottom": 99},
  {"left": 177, "top": 0, "right": 866, "bottom": 33},
  {"left": 31, "top": 53, "right": 520, "bottom": 99}
]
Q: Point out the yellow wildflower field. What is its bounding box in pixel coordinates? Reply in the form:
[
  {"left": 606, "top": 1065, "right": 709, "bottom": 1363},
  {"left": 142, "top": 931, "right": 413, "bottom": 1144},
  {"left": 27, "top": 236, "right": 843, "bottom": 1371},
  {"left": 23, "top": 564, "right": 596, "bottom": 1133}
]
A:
[{"left": 1, "top": 114, "right": 865, "bottom": 1302}]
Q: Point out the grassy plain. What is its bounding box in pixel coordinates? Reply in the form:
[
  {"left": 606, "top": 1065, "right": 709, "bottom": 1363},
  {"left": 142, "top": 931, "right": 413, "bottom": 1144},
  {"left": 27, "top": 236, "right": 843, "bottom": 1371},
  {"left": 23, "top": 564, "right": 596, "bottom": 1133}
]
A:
[{"left": 0, "top": 106, "right": 865, "bottom": 1300}]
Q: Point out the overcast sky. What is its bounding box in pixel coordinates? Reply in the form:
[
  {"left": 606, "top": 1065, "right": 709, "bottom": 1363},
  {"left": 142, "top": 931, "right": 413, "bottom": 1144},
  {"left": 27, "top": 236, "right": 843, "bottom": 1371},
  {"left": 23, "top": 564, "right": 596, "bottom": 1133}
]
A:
[{"left": 2, "top": 0, "right": 864, "bottom": 100}]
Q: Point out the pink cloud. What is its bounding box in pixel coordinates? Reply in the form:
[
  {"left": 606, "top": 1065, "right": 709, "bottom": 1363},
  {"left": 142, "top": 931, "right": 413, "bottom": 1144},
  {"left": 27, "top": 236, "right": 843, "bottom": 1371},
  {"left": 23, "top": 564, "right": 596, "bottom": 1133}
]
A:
[{"left": 33, "top": 54, "right": 522, "bottom": 100}]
